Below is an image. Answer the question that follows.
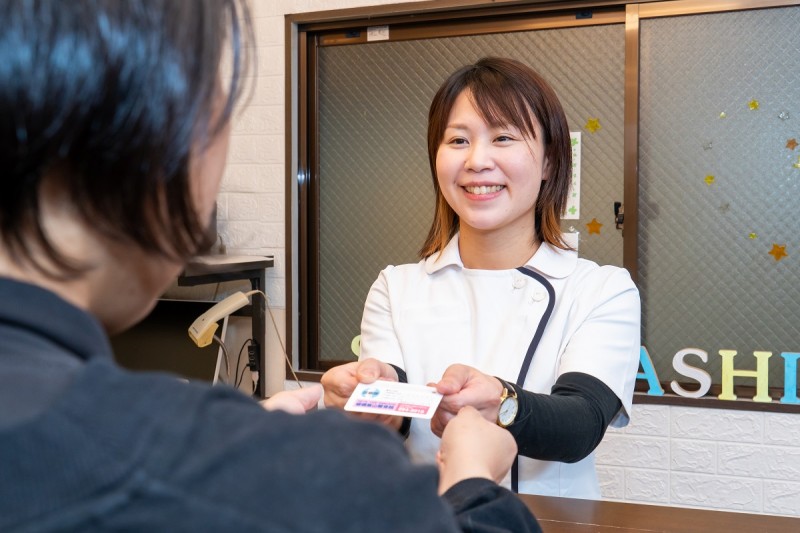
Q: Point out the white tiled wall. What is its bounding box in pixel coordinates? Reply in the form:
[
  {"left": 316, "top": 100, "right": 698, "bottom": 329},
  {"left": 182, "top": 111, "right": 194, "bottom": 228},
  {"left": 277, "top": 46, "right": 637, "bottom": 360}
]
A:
[
  {"left": 597, "top": 404, "right": 800, "bottom": 517},
  {"left": 219, "top": 0, "right": 800, "bottom": 517}
]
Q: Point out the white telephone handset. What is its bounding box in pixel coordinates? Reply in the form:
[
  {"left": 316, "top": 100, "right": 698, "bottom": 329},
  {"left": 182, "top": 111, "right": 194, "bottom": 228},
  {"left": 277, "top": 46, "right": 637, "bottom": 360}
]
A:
[{"left": 188, "top": 291, "right": 250, "bottom": 347}]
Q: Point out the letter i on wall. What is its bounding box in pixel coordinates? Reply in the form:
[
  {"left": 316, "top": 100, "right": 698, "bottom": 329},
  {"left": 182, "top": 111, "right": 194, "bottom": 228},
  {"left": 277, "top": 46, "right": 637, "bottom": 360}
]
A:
[{"left": 781, "top": 352, "right": 800, "bottom": 404}]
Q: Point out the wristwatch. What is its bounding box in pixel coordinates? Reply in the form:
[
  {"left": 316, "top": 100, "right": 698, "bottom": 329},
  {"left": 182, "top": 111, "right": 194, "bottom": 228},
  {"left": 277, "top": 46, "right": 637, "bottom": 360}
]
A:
[{"left": 496, "top": 378, "right": 518, "bottom": 428}]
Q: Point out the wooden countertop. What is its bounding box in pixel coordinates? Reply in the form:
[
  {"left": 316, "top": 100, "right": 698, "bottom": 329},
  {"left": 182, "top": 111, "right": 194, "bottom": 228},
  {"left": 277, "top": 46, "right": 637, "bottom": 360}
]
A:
[{"left": 519, "top": 494, "right": 800, "bottom": 533}]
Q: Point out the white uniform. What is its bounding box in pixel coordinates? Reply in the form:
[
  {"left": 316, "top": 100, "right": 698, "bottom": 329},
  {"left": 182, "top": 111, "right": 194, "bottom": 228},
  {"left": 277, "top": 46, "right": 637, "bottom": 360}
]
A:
[{"left": 360, "top": 234, "right": 641, "bottom": 498}]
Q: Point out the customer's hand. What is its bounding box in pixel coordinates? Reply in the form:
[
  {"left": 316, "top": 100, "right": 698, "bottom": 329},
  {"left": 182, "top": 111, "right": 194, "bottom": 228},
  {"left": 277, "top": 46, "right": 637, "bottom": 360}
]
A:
[
  {"left": 260, "top": 384, "right": 322, "bottom": 414},
  {"left": 430, "top": 364, "right": 504, "bottom": 437},
  {"left": 436, "top": 406, "right": 517, "bottom": 494},
  {"left": 321, "top": 359, "right": 402, "bottom": 429}
]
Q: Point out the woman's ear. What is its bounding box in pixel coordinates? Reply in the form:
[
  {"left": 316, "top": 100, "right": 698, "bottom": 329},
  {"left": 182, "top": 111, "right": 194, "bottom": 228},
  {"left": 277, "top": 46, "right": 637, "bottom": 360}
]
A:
[{"left": 541, "top": 158, "right": 551, "bottom": 181}]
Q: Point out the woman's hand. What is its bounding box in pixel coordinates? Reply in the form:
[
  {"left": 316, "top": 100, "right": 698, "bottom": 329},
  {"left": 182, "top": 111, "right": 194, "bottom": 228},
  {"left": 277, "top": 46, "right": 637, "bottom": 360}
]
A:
[
  {"left": 436, "top": 406, "right": 517, "bottom": 493},
  {"left": 260, "top": 384, "right": 323, "bottom": 415},
  {"left": 320, "top": 358, "right": 402, "bottom": 429},
  {"left": 430, "top": 364, "right": 505, "bottom": 437}
]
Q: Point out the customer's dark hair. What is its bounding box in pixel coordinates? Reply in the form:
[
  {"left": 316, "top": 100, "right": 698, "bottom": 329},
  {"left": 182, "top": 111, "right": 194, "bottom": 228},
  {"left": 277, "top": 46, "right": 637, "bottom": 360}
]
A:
[{"left": 0, "top": 0, "right": 253, "bottom": 276}]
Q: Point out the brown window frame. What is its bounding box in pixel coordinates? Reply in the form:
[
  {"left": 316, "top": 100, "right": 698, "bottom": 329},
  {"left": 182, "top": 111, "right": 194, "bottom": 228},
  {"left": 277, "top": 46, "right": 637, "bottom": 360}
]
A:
[{"left": 285, "top": 0, "right": 800, "bottom": 414}]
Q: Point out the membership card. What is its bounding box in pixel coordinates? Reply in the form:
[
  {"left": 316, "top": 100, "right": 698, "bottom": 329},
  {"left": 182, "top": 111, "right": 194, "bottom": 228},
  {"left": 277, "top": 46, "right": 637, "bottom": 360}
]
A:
[{"left": 344, "top": 380, "right": 443, "bottom": 419}]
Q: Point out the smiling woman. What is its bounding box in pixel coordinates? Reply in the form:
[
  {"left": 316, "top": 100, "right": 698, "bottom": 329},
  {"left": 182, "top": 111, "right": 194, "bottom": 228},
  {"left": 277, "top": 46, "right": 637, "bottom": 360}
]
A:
[
  {"left": 423, "top": 57, "right": 573, "bottom": 262},
  {"left": 434, "top": 88, "right": 549, "bottom": 269},
  {"left": 322, "top": 57, "right": 641, "bottom": 499}
]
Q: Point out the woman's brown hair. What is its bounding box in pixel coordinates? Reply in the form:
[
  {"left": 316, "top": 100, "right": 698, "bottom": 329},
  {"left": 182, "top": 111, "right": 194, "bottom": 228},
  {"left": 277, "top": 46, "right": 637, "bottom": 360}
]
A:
[{"left": 419, "top": 57, "right": 572, "bottom": 259}]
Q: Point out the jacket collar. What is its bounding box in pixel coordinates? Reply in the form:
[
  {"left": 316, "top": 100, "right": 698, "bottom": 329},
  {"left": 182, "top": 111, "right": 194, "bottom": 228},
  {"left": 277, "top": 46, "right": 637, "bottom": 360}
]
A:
[
  {"left": 425, "top": 233, "right": 578, "bottom": 279},
  {"left": 0, "top": 277, "right": 112, "bottom": 361}
]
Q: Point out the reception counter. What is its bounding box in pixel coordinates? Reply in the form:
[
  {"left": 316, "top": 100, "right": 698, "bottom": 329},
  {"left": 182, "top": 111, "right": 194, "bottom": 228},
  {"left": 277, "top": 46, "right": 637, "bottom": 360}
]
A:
[{"left": 519, "top": 494, "right": 800, "bottom": 532}]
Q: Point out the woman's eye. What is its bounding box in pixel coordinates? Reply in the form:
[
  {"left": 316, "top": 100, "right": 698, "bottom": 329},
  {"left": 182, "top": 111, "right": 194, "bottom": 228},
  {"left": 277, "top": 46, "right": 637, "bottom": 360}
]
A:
[
  {"left": 448, "top": 138, "right": 468, "bottom": 145},
  {"left": 495, "top": 135, "right": 514, "bottom": 142}
]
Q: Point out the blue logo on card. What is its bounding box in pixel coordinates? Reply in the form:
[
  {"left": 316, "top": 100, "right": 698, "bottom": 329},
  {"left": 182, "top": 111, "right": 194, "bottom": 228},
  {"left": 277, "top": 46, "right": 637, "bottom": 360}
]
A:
[{"left": 361, "top": 387, "right": 380, "bottom": 398}]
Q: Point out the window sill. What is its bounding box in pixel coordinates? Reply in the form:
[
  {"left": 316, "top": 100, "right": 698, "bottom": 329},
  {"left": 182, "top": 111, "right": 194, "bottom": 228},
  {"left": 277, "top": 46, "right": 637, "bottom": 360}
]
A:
[{"left": 633, "top": 389, "right": 800, "bottom": 413}]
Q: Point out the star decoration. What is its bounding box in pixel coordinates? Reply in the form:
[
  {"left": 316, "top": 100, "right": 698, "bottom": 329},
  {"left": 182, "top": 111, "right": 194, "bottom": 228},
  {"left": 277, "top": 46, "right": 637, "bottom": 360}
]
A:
[
  {"left": 748, "top": 99, "right": 759, "bottom": 111},
  {"left": 704, "top": 174, "right": 715, "bottom": 185},
  {"left": 794, "top": 156, "right": 800, "bottom": 170},
  {"left": 719, "top": 112, "right": 727, "bottom": 119},
  {"left": 768, "top": 243, "right": 788, "bottom": 261},
  {"left": 586, "top": 218, "right": 603, "bottom": 234},
  {"left": 571, "top": 137, "right": 579, "bottom": 147},
  {"left": 788, "top": 138, "right": 798, "bottom": 150},
  {"left": 748, "top": 232, "right": 758, "bottom": 240},
  {"left": 568, "top": 206, "right": 577, "bottom": 215},
  {"left": 585, "top": 118, "right": 601, "bottom": 133}
]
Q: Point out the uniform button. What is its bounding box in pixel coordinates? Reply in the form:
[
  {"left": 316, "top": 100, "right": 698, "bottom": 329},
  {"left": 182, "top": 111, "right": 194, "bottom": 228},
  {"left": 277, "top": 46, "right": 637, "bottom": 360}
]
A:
[
  {"left": 532, "top": 290, "right": 546, "bottom": 302},
  {"left": 513, "top": 278, "right": 526, "bottom": 289}
]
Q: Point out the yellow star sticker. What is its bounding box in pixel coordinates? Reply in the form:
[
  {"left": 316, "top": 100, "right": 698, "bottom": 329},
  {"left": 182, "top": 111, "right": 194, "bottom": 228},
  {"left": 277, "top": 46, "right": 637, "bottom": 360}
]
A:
[
  {"left": 748, "top": 232, "right": 758, "bottom": 240},
  {"left": 704, "top": 175, "right": 715, "bottom": 185},
  {"left": 768, "top": 244, "right": 787, "bottom": 261},
  {"left": 748, "top": 99, "right": 759, "bottom": 110},
  {"left": 719, "top": 112, "right": 727, "bottom": 119},
  {"left": 586, "top": 218, "right": 603, "bottom": 235},
  {"left": 788, "top": 138, "right": 799, "bottom": 150},
  {"left": 585, "top": 118, "right": 601, "bottom": 133}
]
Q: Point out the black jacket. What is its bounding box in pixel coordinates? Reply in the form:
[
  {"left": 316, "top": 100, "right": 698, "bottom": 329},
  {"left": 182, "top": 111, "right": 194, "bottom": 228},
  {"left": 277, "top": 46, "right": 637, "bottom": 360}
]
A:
[{"left": 0, "top": 278, "right": 540, "bottom": 532}]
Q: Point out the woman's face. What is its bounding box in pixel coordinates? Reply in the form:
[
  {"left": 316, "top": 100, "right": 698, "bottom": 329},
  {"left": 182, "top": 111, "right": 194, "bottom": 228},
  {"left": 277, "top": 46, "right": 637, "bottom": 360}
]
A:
[{"left": 435, "top": 90, "right": 547, "bottom": 243}]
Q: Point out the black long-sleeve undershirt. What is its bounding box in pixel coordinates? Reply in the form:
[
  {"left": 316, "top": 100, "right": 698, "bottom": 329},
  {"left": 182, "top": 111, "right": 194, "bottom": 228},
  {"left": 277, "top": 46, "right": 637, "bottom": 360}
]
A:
[
  {"left": 392, "top": 366, "right": 620, "bottom": 462},
  {"left": 505, "top": 371, "right": 622, "bottom": 463}
]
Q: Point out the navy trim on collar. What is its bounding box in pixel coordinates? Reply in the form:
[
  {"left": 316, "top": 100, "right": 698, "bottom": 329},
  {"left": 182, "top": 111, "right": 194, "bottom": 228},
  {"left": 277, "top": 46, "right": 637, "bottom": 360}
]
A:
[{"left": 509, "top": 267, "right": 556, "bottom": 493}]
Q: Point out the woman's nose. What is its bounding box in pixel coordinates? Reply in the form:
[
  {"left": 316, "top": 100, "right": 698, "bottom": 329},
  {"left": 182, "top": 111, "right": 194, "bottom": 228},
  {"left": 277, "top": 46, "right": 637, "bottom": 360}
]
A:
[{"left": 464, "top": 142, "right": 495, "bottom": 172}]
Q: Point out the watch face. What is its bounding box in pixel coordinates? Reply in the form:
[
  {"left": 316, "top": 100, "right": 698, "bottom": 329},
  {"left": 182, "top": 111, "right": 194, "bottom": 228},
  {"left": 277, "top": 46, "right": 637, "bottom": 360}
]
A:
[{"left": 498, "top": 397, "right": 518, "bottom": 426}]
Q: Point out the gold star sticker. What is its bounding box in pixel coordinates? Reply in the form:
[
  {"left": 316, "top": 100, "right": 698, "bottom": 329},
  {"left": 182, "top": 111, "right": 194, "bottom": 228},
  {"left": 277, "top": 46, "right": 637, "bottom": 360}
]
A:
[
  {"left": 719, "top": 112, "right": 727, "bottom": 119},
  {"left": 768, "top": 244, "right": 787, "bottom": 261},
  {"left": 748, "top": 232, "right": 758, "bottom": 240},
  {"left": 748, "top": 99, "right": 759, "bottom": 110},
  {"left": 585, "top": 118, "right": 601, "bottom": 133},
  {"left": 586, "top": 218, "right": 603, "bottom": 235},
  {"left": 788, "top": 138, "right": 799, "bottom": 150},
  {"left": 704, "top": 174, "right": 715, "bottom": 185}
]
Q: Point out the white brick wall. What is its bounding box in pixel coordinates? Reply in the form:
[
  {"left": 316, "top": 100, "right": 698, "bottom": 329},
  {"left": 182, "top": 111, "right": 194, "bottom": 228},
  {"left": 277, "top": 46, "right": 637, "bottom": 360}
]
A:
[
  {"left": 598, "top": 404, "right": 800, "bottom": 517},
  {"left": 211, "top": 0, "right": 430, "bottom": 393},
  {"left": 217, "top": 0, "right": 800, "bottom": 518},
  {"left": 219, "top": 0, "right": 429, "bottom": 309}
]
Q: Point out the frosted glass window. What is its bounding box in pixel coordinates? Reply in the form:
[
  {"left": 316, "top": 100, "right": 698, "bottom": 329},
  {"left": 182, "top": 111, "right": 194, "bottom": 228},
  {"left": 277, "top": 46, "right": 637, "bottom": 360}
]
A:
[{"left": 638, "top": 6, "right": 800, "bottom": 385}]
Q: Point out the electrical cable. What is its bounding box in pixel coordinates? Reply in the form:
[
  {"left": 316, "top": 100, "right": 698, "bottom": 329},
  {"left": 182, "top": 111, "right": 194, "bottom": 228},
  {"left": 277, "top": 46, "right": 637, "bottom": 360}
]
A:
[
  {"left": 234, "top": 338, "right": 253, "bottom": 389},
  {"left": 243, "top": 289, "right": 303, "bottom": 388},
  {"left": 212, "top": 333, "right": 231, "bottom": 383},
  {"left": 236, "top": 361, "right": 250, "bottom": 390}
]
